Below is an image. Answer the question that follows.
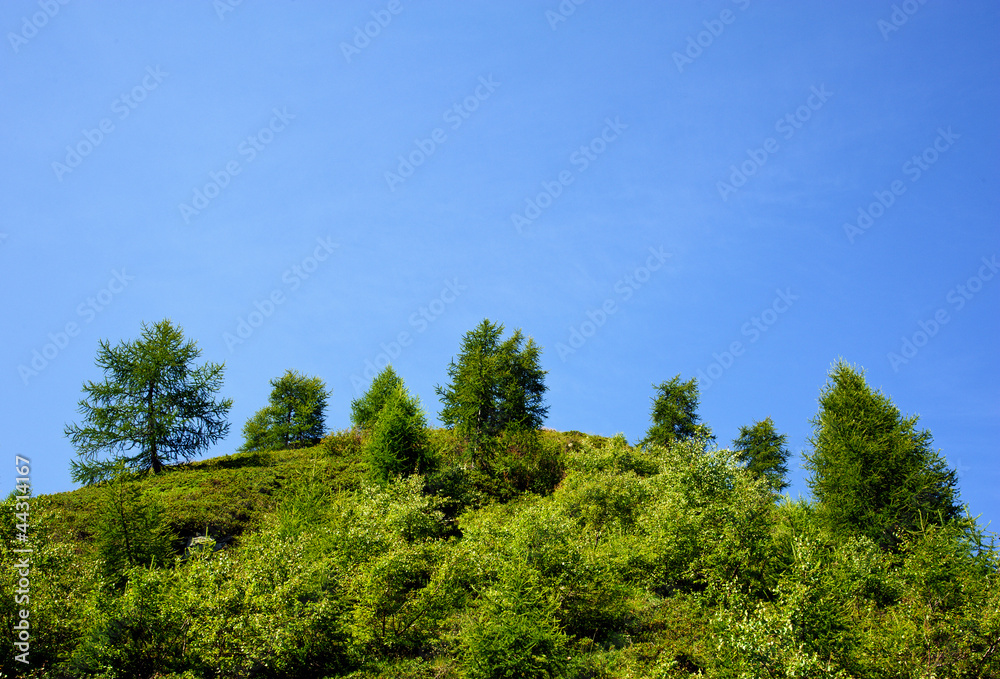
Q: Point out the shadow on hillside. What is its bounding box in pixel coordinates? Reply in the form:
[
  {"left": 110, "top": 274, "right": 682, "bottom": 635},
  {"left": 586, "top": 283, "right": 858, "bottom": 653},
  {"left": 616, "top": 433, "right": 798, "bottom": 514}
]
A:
[{"left": 185, "top": 451, "right": 276, "bottom": 472}]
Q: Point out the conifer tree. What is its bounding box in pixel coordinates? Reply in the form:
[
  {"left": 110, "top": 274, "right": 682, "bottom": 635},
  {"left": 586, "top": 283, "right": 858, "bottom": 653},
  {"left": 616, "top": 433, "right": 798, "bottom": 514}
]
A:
[
  {"left": 803, "top": 361, "right": 960, "bottom": 548},
  {"left": 436, "top": 319, "right": 548, "bottom": 445},
  {"left": 733, "top": 417, "right": 790, "bottom": 492},
  {"left": 641, "top": 375, "right": 713, "bottom": 448},
  {"left": 365, "top": 383, "right": 432, "bottom": 481},
  {"left": 94, "top": 462, "right": 173, "bottom": 586},
  {"left": 66, "top": 320, "right": 233, "bottom": 484},
  {"left": 239, "top": 370, "right": 329, "bottom": 452},
  {"left": 351, "top": 365, "right": 404, "bottom": 432}
]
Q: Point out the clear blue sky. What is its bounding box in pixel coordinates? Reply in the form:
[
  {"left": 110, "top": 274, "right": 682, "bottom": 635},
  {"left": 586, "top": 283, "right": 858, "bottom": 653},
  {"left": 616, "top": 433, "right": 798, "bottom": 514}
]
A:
[{"left": 2, "top": 1, "right": 997, "bottom": 530}]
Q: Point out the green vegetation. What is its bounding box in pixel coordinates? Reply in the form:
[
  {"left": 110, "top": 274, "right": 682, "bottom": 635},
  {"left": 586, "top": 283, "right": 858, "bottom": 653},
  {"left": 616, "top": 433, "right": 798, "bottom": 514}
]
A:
[
  {"left": 436, "top": 319, "right": 548, "bottom": 447},
  {"left": 732, "top": 416, "right": 791, "bottom": 493},
  {"left": 351, "top": 365, "right": 404, "bottom": 432},
  {"left": 804, "top": 360, "right": 961, "bottom": 549},
  {"left": 240, "top": 369, "right": 330, "bottom": 453},
  {"left": 363, "top": 378, "right": 433, "bottom": 482},
  {"left": 3, "top": 324, "right": 997, "bottom": 678},
  {"left": 640, "top": 375, "right": 712, "bottom": 448},
  {"left": 65, "top": 319, "right": 233, "bottom": 484}
]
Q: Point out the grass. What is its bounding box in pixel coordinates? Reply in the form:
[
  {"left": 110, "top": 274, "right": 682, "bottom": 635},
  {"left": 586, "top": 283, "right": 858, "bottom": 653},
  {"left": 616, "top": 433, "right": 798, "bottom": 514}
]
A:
[
  {"left": 33, "top": 441, "right": 368, "bottom": 554},
  {"left": 32, "top": 428, "right": 609, "bottom": 558}
]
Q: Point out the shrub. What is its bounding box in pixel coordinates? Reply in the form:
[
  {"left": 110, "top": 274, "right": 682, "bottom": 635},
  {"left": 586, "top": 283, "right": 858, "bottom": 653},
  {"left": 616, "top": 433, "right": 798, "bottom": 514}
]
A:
[
  {"left": 487, "top": 428, "right": 565, "bottom": 498},
  {"left": 462, "top": 560, "right": 570, "bottom": 679},
  {"left": 557, "top": 470, "right": 651, "bottom": 534},
  {"left": 93, "top": 466, "right": 174, "bottom": 587},
  {"left": 322, "top": 427, "right": 364, "bottom": 459},
  {"left": 68, "top": 567, "right": 189, "bottom": 678},
  {"left": 564, "top": 433, "right": 660, "bottom": 477}
]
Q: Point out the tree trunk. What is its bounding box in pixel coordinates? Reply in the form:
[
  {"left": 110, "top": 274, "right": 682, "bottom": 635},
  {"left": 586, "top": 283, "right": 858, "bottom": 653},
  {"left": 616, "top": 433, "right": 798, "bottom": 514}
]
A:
[{"left": 148, "top": 382, "right": 161, "bottom": 473}]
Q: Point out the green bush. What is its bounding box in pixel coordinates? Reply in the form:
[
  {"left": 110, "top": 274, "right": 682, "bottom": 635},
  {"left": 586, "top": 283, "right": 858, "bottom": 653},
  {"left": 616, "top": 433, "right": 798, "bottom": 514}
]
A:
[
  {"left": 68, "top": 567, "right": 188, "bottom": 678},
  {"left": 347, "top": 541, "right": 449, "bottom": 657},
  {"left": 93, "top": 467, "right": 174, "bottom": 587},
  {"left": 462, "top": 560, "right": 570, "bottom": 679},
  {"left": 564, "top": 433, "right": 661, "bottom": 478},
  {"left": 322, "top": 426, "right": 364, "bottom": 459},
  {"left": 485, "top": 428, "right": 565, "bottom": 499},
  {"left": 171, "top": 526, "right": 351, "bottom": 678},
  {"left": 557, "top": 470, "right": 651, "bottom": 534}
]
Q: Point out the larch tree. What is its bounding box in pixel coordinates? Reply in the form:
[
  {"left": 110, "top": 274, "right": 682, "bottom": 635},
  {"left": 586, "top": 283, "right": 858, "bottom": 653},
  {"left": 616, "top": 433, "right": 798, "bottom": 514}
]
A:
[
  {"left": 733, "top": 416, "right": 791, "bottom": 493},
  {"left": 436, "top": 319, "right": 548, "bottom": 446},
  {"left": 803, "top": 360, "right": 961, "bottom": 548},
  {"left": 65, "top": 319, "right": 233, "bottom": 484},
  {"left": 240, "top": 370, "right": 329, "bottom": 452},
  {"left": 641, "top": 375, "right": 713, "bottom": 449}
]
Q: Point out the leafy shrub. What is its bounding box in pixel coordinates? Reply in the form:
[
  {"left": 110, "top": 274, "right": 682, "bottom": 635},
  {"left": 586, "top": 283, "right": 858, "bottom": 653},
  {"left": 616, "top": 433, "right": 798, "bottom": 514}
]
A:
[
  {"left": 171, "top": 527, "right": 351, "bottom": 678},
  {"left": 462, "top": 560, "right": 570, "bottom": 679},
  {"left": 424, "top": 460, "right": 487, "bottom": 519},
  {"left": 564, "top": 433, "right": 661, "bottom": 477},
  {"left": 461, "top": 498, "right": 632, "bottom": 643},
  {"left": 347, "top": 541, "right": 448, "bottom": 657},
  {"left": 322, "top": 426, "right": 364, "bottom": 459},
  {"left": 93, "top": 467, "right": 174, "bottom": 587},
  {"left": 557, "top": 470, "right": 651, "bottom": 534},
  {"left": 486, "top": 428, "right": 565, "bottom": 498},
  {"left": 68, "top": 567, "right": 188, "bottom": 678}
]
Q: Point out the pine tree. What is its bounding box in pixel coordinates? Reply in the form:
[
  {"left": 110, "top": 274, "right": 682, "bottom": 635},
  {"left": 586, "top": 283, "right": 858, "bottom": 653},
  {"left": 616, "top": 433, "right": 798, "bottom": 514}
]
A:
[
  {"left": 436, "top": 319, "right": 548, "bottom": 446},
  {"left": 803, "top": 361, "right": 961, "bottom": 548},
  {"left": 239, "top": 370, "right": 329, "bottom": 453},
  {"left": 66, "top": 320, "right": 233, "bottom": 484},
  {"left": 733, "top": 417, "right": 790, "bottom": 492},
  {"left": 641, "top": 375, "right": 713, "bottom": 448},
  {"left": 351, "top": 365, "right": 404, "bottom": 432}
]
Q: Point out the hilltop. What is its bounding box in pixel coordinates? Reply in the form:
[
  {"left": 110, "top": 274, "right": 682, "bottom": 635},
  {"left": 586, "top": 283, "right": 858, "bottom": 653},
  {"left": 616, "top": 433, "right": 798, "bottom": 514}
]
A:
[{"left": 4, "top": 426, "right": 998, "bottom": 678}]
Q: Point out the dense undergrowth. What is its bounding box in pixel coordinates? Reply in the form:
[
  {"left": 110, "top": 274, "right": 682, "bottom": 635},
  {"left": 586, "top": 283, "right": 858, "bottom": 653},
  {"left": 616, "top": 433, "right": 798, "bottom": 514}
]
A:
[{"left": 3, "top": 429, "right": 998, "bottom": 678}]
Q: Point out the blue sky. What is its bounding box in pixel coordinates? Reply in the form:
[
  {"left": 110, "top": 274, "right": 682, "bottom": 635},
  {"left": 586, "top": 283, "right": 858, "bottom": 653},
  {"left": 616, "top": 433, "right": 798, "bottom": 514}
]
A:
[{"left": 2, "top": 1, "right": 997, "bottom": 530}]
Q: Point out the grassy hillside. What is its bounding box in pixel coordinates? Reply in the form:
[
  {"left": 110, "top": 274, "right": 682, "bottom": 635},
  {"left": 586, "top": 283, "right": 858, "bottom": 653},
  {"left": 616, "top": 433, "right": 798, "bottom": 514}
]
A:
[{"left": 4, "top": 429, "right": 998, "bottom": 678}]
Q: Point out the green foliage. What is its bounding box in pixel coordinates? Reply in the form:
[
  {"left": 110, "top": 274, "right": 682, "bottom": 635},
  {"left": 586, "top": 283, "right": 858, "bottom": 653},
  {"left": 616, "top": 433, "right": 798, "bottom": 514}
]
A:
[
  {"left": 351, "top": 365, "right": 404, "bottom": 431},
  {"left": 861, "top": 517, "right": 1000, "bottom": 675},
  {"left": 436, "top": 319, "right": 549, "bottom": 448},
  {"left": 93, "top": 463, "right": 174, "bottom": 586},
  {"left": 365, "top": 383, "right": 433, "bottom": 482},
  {"left": 238, "top": 406, "right": 277, "bottom": 454},
  {"left": 1, "top": 495, "right": 93, "bottom": 675},
  {"left": 461, "top": 559, "right": 570, "bottom": 679},
  {"left": 564, "top": 432, "right": 660, "bottom": 477},
  {"left": 640, "top": 375, "right": 712, "bottom": 449},
  {"left": 240, "top": 369, "right": 329, "bottom": 453},
  {"left": 69, "top": 567, "right": 189, "bottom": 678},
  {"left": 21, "top": 353, "right": 1000, "bottom": 677},
  {"left": 322, "top": 426, "right": 364, "bottom": 459},
  {"left": 732, "top": 416, "right": 791, "bottom": 492},
  {"left": 803, "top": 360, "right": 961, "bottom": 548},
  {"left": 484, "top": 428, "right": 566, "bottom": 499},
  {"left": 65, "top": 319, "right": 233, "bottom": 483}
]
